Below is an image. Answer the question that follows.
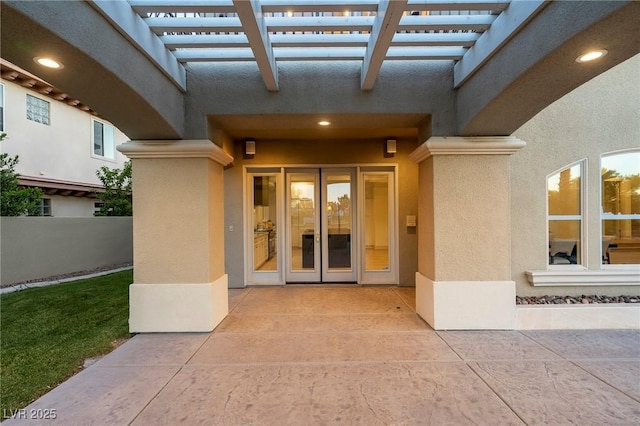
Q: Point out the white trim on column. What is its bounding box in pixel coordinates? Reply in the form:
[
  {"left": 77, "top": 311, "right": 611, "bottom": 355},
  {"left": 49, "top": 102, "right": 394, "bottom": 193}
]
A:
[
  {"left": 129, "top": 275, "right": 229, "bottom": 332},
  {"left": 117, "top": 139, "right": 233, "bottom": 166},
  {"left": 416, "top": 272, "right": 516, "bottom": 330},
  {"left": 409, "top": 136, "right": 526, "bottom": 163}
]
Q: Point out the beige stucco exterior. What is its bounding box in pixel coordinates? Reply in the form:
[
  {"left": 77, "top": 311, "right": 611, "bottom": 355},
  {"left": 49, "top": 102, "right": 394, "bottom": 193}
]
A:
[
  {"left": 512, "top": 53, "right": 640, "bottom": 297},
  {"left": 119, "top": 53, "right": 640, "bottom": 331},
  {"left": 433, "top": 155, "right": 511, "bottom": 281},
  {"left": 3, "top": 1, "right": 639, "bottom": 332},
  {"left": 119, "top": 140, "right": 232, "bottom": 332},
  {"left": 417, "top": 154, "right": 514, "bottom": 282},
  {"left": 131, "top": 157, "right": 224, "bottom": 284},
  {"left": 412, "top": 136, "right": 524, "bottom": 329}
]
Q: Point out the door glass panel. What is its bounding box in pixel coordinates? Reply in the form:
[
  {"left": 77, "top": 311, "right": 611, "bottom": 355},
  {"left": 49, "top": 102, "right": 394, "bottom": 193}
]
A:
[
  {"left": 253, "top": 175, "right": 278, "bottom": 271},
  {"left": 326, "top": 174, "right": 352, "bottom": 269},
  {"left": 290, "top": 175, "right": 316, "bottom": 270},
  {"left": 364, "top": 174, "right": 390, "bottom": 270}
]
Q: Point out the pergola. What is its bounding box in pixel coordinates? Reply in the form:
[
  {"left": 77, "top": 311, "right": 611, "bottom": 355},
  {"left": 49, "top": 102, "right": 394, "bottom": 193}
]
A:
[{"left": 110, "top": 0, "right": 521, "bottom": 92}]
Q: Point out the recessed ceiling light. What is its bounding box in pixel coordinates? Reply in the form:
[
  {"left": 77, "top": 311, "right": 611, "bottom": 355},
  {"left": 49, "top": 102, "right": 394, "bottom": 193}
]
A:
[
  {"left": 318, "top": 121, "right": 331, "bottom": 126},
  {"left": 34, "top": 57, "right": 64, "bottom": 69},
  {"left": 575, "top": 49, "right": 608, "bottom": 63}
]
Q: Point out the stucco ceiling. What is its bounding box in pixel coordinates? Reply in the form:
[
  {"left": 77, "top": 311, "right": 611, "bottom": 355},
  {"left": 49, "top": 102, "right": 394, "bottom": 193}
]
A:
[{"left": 210, "top": 113, "right": 427, "bottom": 140}]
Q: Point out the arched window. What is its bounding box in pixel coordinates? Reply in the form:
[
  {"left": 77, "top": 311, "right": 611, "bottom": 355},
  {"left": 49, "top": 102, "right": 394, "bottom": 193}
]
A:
[
  {"left": 601, "top": 150, "right": 640, "bottom": 265},
  {"left": 547, "top": 161, "right": 584, "bottom": 266}
]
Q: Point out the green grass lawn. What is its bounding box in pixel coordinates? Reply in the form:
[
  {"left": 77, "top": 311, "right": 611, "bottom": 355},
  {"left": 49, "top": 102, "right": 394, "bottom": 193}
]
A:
[{"left": 0, "top": 270, "right": 133, "bottom": 415}]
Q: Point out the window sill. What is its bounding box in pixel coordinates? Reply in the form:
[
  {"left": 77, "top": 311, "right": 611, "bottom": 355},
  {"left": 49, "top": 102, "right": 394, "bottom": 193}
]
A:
[
  {"left": 91, "top": 154, "right": 117, "bottom": 163},
  {"left": 525, "top": 267, "right": 640, "bottom": 287}
]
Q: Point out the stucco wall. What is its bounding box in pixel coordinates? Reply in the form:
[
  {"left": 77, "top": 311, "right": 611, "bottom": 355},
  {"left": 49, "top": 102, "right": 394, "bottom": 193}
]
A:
[
  {"left": 47, "top": 195, "right": 96, "bottom": 217},
  {"left": 433, "top": 155, "right": 511, "bottom": 282},
  {"left": 131, "top": 157, "right": 225, "bottom": 285},
  {"left": 0, "top": 217, "right": 133, "bottom": 285},
  {"left": 186, "top": 60, "right": 455, "bottom": 138},
  {"left": 511, "top": 53, "right": 640, "bottom": 297},
  {"left": 224, "top": 138, "right": 419, "bottom": 287}
]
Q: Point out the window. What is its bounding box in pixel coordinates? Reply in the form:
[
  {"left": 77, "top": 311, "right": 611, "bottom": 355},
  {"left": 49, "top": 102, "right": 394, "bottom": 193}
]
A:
[
  {"left": 547, "top": 161, "right": 583, "bottom": 265},
  {"left": 40, "top": 198, "right": 52, "bottom": 216},
  {"left": 93, "top": 120, "right": 115, "bottom": 159},
  {"left": 29, "top": 198, "right": 51, "bottom": 216},
  {"left": 0, "top": 83, "right": 5, "bottom": 132},
  {"left": 601, "top": 150, "right": 640, "bottom": 265},
  {"left": 529, "top": 156, "right": 638, "bottom": 287},
  {"left": 26, "top": 94, "right": 50, "bottom": 125}
]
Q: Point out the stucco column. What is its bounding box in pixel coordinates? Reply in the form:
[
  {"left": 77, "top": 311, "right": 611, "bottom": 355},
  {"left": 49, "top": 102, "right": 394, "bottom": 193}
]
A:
[
  {"left": 410, "top": 136, "right": 525, "bottom": 329},
  {"left": 117, "top": 140, "right": 233, "bottom": 332}
]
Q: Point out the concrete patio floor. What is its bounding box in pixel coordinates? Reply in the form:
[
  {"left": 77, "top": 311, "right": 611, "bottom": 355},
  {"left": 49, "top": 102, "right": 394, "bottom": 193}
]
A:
[{"left": 6, "top": 287, "right": 640, "bottom": 425}]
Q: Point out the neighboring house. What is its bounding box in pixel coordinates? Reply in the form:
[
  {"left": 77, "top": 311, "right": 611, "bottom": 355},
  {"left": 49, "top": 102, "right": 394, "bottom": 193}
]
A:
[
  {"left": 2, "top": 1, "right": 637, "bottom": 333},
  {"left": 0, "top": 59, "right": 129, "bottom": 217}
]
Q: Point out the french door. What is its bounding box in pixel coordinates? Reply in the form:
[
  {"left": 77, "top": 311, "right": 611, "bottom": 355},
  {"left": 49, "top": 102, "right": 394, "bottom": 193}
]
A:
[
  {"left": 246, "top": 166, "right": 398, "bottom": 285},
  {"left": 285, "top": 169, "right": 356, "bottom": 282}
]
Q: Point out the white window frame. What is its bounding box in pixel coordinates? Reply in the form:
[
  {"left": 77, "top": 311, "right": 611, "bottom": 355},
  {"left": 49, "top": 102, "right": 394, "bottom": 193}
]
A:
[
  {"left": 600, "top": 149, "right": 640, "bottom": 268},
  {"left": 528, "top": 156, "right": 639, "bottom": 287},
  {"left": 546, "top": 159, "right": 587, "bottom": 270},
  {"left": 94, "top": 201, "right": 105, "bottom": 216},
  {"left": 41, "top": 198, "right": 52, "bottom": 217},
  {"left": 242, "top": 164, "right": 399, "bottom": 286},
  {"left": 358, "top": 167, "right": 399, "bottom": 285},
  {"left": 26, "top": 94, "right": 50, "bottom": 125},
  {"left": 92, "top": 119, "right": 116, "bottom": 160},
  {"left": 28, "top": 198, "right": 51, "bottom": 217}
]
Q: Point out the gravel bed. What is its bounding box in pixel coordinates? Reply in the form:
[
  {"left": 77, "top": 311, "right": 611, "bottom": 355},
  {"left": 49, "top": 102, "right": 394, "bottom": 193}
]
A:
[{"left": 516, "top": 295, "right": 640, "bottom": 305}]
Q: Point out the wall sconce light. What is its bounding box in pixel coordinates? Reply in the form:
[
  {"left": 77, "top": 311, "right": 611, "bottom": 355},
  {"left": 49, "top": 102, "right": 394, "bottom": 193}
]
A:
[
  {"left": 245, "top": 140, "right": 256, "bottom": 156},
  {"left": 386, "top": 139, "right": 397, "bottom": 154}
]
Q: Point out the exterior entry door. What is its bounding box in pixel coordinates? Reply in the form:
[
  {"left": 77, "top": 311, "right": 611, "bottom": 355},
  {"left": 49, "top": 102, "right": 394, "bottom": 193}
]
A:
[{"left": 286, "top": 169, "right": 356, "bottom": 283}]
